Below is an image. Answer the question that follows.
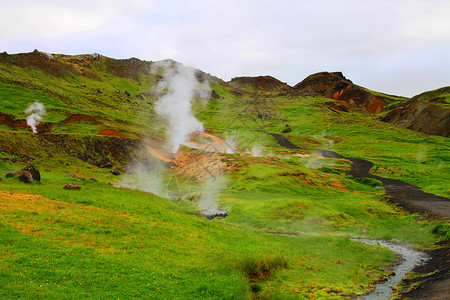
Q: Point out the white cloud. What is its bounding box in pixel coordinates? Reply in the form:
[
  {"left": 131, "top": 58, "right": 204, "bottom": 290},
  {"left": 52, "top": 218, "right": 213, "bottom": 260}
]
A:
[
  {"left": 397, "top": 0, "right": 450, "bottom": 39},
  {"left": 0, "top": 3, "right": 111, "bottom": 39}
]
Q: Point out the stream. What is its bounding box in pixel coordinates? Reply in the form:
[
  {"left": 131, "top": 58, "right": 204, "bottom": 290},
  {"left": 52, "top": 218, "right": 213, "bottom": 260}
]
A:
[{"left": 351, "top": 239, "right": 428, "bottom": 299}]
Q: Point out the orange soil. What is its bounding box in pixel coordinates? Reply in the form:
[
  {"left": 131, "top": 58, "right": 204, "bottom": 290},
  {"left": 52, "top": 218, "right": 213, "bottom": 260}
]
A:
[
  {"left": 62, "top": 113, "right": 102, "bottom": 124},
  {"left": 99, "top": 129, "right": 129, "bottom": 138},
  {"left": 331, "top": 179, "right": 349, "bottom": 192},
  {"left": 145, "top": 145, "right": 173, "bottom": 163}
]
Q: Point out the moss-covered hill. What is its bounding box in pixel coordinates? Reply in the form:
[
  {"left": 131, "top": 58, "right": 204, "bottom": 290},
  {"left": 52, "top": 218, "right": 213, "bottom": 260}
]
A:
[{"left": 0, "top": 51, "right": 448, "bottom": 299}]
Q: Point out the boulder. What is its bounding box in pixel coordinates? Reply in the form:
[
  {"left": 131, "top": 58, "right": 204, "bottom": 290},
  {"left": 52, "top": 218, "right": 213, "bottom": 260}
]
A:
[
  {"left": 18, "top": 171, "right": 33, "bottom": 183},
  {"left": 6, "top": 171, "right": 19, "bottom": 178},
  {"left": 282, "top": 125, "right": 292, "bottom": 133},
  {"left": 89, "top": 177, "right": 98, "bottom": 182},
  {"left": 21, "top": 166, "right": 41, "bottom": 181},
  {"left": 63, "top": 183, "right": 81, "bottom": 190},
  {"left": 201, "top": 208, "right": 229, "bottom": 220},
  {"left": 111, "top": 168, "right": 121, "bottom": 176}
]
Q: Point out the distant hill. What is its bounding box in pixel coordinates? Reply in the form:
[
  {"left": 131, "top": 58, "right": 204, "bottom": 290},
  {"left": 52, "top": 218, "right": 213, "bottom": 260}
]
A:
[
  {"left": 382, "top": 87, "right": 450, "bottom": 137},
  {"left": 229, "top": 75, "right": 291, "bottom": 93},
  {"left": 291, "top": 71, "right": 407, "bottom": 114}
]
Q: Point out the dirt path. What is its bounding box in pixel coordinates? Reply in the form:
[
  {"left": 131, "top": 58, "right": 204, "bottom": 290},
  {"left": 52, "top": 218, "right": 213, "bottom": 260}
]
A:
[
  {"left": 268, "top": 133, "right": 450, "bottom": 219},
  {"left": 268, "top": 133, "right": 450, "bottom": 299},
  {"left": 315, "top": 149, "right": 450, "bottom": 219}
]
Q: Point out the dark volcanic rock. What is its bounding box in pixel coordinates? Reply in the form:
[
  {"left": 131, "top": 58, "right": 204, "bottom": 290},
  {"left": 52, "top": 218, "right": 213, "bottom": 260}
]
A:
[
  {"left": 21, "top": 166, "right": 41, "bottom": 181},
  {"left": 6, "top": 171, "right": 19, "bottom": 178},
  {"left": 63, "top": 183, "right": 81, "bottom": 190},
  {"left": 282, "top": 125, "right": 292, "bottom": 133},
  {"left": 18, "top": 171, "right": 33, "bottom": 183},
  {"left": 201, "top": 208, "right": 229, "bottom": 220},
  {"left": 111, "top": 169, "right": 122, "bottom": 175},
  {"left": 210, "top": 89, "right": 220, "bottom": 99}
]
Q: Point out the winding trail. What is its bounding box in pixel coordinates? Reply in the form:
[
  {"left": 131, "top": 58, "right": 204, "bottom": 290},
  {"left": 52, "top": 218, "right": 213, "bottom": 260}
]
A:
[{"left": 268, "top": 133, "right": 450, "bottom": 219}]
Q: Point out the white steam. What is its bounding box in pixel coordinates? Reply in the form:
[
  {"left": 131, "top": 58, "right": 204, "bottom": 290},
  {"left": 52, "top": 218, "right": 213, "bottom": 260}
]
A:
[
  {"left": 251, "top": 146, "right": 262, "bottom": 157},
  {"left": 24, "top": 101, "right": 46, "bottom": 133},
  {"left": 120, "top": 161, "right": 167, "bottom": 198},
  {"left": 198, "top": 176, "right": 228, "bottom": 214},
  {"left": 153, "top": 61, "right": 210, "bottom": 153}
]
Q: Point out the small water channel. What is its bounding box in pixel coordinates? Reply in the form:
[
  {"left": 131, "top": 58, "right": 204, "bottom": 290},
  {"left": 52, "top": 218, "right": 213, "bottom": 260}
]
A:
[{"left": 351, "top": 238, "right": 429, "bottom": 300}]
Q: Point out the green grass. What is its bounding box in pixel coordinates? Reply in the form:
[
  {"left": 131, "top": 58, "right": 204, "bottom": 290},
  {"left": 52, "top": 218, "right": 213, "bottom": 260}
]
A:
[{"left": 0, "top": 159, "right": 400, "bottom": 299}]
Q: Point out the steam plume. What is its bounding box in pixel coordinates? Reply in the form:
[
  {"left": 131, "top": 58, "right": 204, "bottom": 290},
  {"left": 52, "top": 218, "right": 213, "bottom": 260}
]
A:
[
  {"left": 198, "top": 176, "right": 228, "bottom": 218},
  {"left": 120, "top": 161, "right": 167, "bottom": 198},
  {"left": 24, "top": 101, "right": 46, "bottom": 133},
  {"left": 251, "top": 146, "right": 262, "bottom": 157},
  {"left": 153, "top": 61, "right": 210, "bottom": 153}
]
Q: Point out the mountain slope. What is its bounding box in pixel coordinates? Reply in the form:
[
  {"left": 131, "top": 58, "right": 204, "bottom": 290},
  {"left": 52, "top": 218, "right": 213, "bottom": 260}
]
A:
[{"left": 382, "top": 87, "right": 450, "bottom": 137}]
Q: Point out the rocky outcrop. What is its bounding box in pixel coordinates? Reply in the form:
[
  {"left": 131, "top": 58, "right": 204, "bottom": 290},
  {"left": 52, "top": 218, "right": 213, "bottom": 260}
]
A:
[
  {"left": 382, "top": 87, "right": 450, "bottom": 137},
  {"left": 292, "top": 72, "right": 406, "bottom": 114}
]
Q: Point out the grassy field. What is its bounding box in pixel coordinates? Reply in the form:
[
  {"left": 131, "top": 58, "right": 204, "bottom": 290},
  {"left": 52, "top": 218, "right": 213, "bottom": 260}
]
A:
[{"left": 1, "top": 160, "right": 400, "bottom": 299}]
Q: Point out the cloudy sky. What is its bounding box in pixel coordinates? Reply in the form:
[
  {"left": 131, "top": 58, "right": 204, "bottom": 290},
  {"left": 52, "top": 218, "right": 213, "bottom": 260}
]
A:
[{"left": 1, "top": 0, "right": 449, "bottom": 97}]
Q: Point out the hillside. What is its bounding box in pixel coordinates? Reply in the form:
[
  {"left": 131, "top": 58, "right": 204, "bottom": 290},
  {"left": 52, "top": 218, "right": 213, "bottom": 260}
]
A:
[
  {"left": 0, "top": 51, "right": 449, "bottom": 299},
  {"left": 382, "top": 87, "right": 450, "bottom": 137},
  {"left": 229, "top": 75, "right": 291, "bottom": 93}
]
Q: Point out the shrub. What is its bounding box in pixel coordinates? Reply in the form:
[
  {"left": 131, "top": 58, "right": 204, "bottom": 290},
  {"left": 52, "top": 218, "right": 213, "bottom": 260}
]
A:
[
  {"left": 238, "top": 255, "right": 289, "bottom": 283},
  {"left": 354, "top": 177, "right": 382, "bottom": 187},
  {"left": 432, "top": 222, "right": 450, "bottom": 240}
]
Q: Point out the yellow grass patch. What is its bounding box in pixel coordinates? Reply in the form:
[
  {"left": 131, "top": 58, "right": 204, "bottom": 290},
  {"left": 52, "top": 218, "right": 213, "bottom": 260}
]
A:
[{"left": 0, "top": 190, "right": 156, "bottom": 253}]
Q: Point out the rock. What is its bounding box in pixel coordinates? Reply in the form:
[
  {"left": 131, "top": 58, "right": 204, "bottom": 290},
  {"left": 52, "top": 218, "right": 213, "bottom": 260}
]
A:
[
  {"left": 211, "top": 89, "right": 220, "bottom": 99},
  {"left": 96, "top": 159, "right": 113, "bottom": 168},
  {"left": 45, "top": 169, "right": 51, "bottom": 172},
  {"left": 21, "top": 166, "right": 41, "bottom": 181},
  {"left": 18, "top": 171, "right": 33, "bottom": 183},
  {"left": 201, "top": 208, "right": 229, "bottom": 220},
  {"left": 90, "top": 177, "right": 98, "bottom": 182},
  {"left": 63, "top": 183, "right": 81, "bottom": 190},
  {"left": 282, "top": 125, "right": 292, "bottom": 133},
  {"left": 360, "top": 228, "right": 368, "bottom": 233},
  {"left": 6, "top": 171, "right": 19, "bottom": 178},
  {"left": 111, "top": 168, "right": 121, "bottom": 176}
]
